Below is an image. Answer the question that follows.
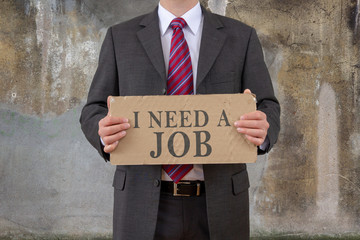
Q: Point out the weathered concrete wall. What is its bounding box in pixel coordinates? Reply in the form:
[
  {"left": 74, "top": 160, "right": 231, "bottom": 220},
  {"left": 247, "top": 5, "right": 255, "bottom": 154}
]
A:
[
  {"left": 225, "top": 0, "right": 360, "bottom": 234},
  {"left": 0, "top": 0, "right": 359, "bottom": 237}
]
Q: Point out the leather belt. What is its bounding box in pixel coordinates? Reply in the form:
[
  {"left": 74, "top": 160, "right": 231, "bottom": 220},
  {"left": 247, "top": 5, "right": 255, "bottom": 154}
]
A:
[{"left": 161, "top": 181, "right": 205, "bottom": 197}]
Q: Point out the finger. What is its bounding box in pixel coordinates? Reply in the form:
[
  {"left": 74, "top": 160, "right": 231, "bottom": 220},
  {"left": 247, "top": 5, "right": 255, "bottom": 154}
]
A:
[
  {"left": 100, "top": 116, "right": 129, "bottom": 128},
  {"left": 244, "top": 134, "right": 264, "bottom": 146},
  {"left": 234, "top": 120, "right": 269, "bottom": 130},
  {"left": 244, "top": 89, "right": 252, "bottom": 94},
  {"left": 99, "top": 122, "right": 130, "bottom": 137},
  {"left": 237, "top": 127, "right": 267, "bottom": 139},
  {"left": 240, "top": 111, "right": 266, "bottom": 121},
  {"left": 102, "top": 131, "right": 127, "bottom": 146},
  {"left": 104, "top": 141, "right": 119, "bottom": 153}
]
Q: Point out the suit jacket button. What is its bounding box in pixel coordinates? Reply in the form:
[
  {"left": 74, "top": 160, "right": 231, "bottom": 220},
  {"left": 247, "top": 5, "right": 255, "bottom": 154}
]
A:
[
  {"left": 162, "top": 88, "right": 166, "bottom": 95},
  {"left": 153, "top": 179, "right": 160, "bottom": 187}
]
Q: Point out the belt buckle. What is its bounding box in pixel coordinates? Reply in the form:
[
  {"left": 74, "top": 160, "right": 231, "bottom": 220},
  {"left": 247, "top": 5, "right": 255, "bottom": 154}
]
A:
[{"left": 173, "top": 181, "right": 201, "bottom": 197}]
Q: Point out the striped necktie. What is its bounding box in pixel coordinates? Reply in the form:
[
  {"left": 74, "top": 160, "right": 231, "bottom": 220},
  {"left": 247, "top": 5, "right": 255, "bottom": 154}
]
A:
[{"left": 162, "top": 18, "right": 194, "bottom": 183}]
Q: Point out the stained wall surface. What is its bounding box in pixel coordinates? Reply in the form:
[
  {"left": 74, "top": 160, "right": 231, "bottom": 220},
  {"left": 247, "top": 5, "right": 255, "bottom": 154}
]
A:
[{"left": 0, "top": 0, "right": 359, "bottom": 237}]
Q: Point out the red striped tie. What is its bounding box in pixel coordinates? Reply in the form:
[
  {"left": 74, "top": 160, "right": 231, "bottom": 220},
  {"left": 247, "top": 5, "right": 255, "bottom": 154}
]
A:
[{"left": 162, "top": 18, "right": 193, "bottom": 183}]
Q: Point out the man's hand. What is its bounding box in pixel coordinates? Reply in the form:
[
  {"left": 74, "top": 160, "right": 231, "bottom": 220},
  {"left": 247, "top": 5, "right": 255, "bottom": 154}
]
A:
[
  {"left": 98, "top": 96, "right": 131, "bottom": 153},
  {"left": 234, "top": 89, "right": 269, "bottom": 146}
]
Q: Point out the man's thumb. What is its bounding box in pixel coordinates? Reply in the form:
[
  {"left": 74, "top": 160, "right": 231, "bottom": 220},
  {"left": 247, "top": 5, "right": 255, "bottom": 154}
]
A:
[
  {"left": 244, "top": 89, "right": 252, "bottom": 94},
  {"left": 107, "top": 96, "right": 112, "bottom": 115}
]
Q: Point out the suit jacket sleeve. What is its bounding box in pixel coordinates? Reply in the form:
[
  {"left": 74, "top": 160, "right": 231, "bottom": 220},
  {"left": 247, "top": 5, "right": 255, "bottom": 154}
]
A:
[
  {"left": 80, "top": 27, "right": 119, "bottom": 161},
  {"left": 242, "top": 28, "right": 280, "bottom": 154}
]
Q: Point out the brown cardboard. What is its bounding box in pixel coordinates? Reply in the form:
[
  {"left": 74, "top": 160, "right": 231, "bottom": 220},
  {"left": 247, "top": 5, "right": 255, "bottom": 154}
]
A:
[{"left": 109, "top": 94, "right": 257, "bottom": 165}]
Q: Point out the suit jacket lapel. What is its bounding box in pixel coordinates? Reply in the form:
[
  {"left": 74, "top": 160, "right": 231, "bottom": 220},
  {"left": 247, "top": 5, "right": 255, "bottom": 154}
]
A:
[
  {"left": 137, "top": 8, "right": 167, "bottom": 83},
  {"left": 197, "top": 7, "right": 227, "bottom": 89},
  {"left": 136, "top": 6, "right": 227, "bottom": 89}
]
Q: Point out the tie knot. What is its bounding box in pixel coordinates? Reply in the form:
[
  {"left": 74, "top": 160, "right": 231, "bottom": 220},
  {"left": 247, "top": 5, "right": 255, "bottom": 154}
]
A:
[{"left": 170, "top": 18, "right": 187, "bottom": 30}]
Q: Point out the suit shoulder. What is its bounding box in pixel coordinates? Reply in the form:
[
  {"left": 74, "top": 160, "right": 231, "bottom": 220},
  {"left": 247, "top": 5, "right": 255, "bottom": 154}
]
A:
[
  {"left": 211, "top": 12, "right": 255, "bottom": 34},
  {"left": 110, "top": 13, "right": 148, "bottom": 32}
]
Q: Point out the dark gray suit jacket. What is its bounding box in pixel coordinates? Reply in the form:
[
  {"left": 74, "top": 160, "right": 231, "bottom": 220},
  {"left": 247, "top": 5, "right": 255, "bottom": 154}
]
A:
[{"left": 80, "top": 6, "right": 280, "bottom": 240}]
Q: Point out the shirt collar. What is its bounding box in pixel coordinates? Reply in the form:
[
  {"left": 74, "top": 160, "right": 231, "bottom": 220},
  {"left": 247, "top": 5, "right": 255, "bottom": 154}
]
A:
[{"left": 158, "top": 2, "right": 202, "bottom": 36}]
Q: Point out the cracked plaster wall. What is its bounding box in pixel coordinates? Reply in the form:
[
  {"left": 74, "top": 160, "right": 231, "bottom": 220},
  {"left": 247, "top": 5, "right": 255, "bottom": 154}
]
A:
[{"left": 0, "top": 0, "right": 359, "bottom": 237}]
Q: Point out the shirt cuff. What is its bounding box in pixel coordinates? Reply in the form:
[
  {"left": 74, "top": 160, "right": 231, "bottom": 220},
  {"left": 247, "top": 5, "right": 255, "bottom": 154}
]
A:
[
  {"left": 259, "top": 136, "right": 269, "bottom": 151},
  {"left": 100, "top": 137, "right": 105, "bottom": 146}
]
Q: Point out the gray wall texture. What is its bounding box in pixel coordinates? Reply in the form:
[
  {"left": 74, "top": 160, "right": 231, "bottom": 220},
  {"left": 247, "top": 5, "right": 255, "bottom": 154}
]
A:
[{"left": 0, "top": 0, "right": 359, "bottom": 237}]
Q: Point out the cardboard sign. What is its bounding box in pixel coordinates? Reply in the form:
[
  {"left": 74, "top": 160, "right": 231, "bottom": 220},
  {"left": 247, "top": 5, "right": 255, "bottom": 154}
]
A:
[{"left": 109, "top": 94, "right": 257, "bottom": 165}]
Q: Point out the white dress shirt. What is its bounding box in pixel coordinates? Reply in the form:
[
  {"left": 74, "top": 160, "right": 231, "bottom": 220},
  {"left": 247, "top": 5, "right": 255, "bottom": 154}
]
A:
[{"left": 158, "top": 2, "right": 205, "bottom": 181}]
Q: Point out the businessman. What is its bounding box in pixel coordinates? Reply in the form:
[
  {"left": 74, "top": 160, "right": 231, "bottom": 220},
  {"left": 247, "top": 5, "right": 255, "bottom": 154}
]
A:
[{"left": 80, "top": 0, "right": 280, "bottom": 239}]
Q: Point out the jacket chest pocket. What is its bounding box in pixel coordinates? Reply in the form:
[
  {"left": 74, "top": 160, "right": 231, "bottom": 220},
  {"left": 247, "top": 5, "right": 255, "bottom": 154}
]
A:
[{"left": 204, "top": 71, "right": 237, "bottom": 94}]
